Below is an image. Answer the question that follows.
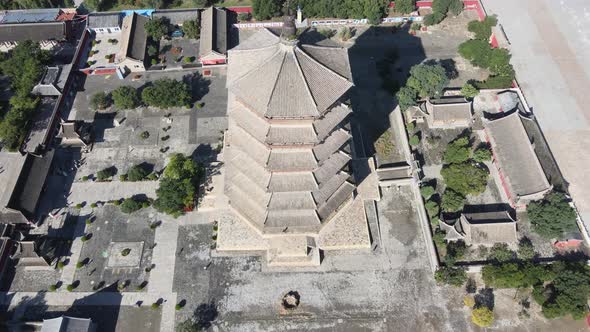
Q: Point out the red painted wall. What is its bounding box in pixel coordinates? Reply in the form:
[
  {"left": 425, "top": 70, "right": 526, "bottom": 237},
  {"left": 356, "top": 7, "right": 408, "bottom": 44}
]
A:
[
  {"left": 201, "top": 59, "right": 227, "bottom": 65},
  {"left": 227, "top": 6, "right": 252, "bottom": 13}
]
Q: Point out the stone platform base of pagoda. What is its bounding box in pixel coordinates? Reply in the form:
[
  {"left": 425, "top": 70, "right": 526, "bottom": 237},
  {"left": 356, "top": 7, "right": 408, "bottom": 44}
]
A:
[{"left": 215, "top": 196, "right": 372, "bottom": 268}]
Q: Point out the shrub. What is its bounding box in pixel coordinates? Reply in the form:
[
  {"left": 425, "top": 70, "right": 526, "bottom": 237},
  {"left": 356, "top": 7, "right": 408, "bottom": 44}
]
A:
[
  {"left": 432, "top": 228, "right": 446, "bottom": 248},
  {"left": 111, "top": 86, "right": 140, "bottom": 110},
  {"left": 420, "top": 186, "right": 435, "bottom": 199},
  {"left": 57, "top": 261, "right": 66, "bottom": 269},
  {"left": 145, "top": 17, "right": 169, "bottom": 40},
  {"left": 151, "top": 302, "right": 161, "bottom": 309},
  {"left": 423, "top": 12, "right": 444, "bottom": 26},
  {"left": 121, "top": 248, "right": 131, "bottom": 256},
  {"left": 85, "top": 219, "right": 92, "bottom": 225},
  {"left": 238, "top": 12, "right": 251, "bottom": 21},
  {"left": 81, "top": 176, "right": 89, "bottom": 181},
  {"left": 90, "top": 92, "right": 111, "bottom": 110},
  {"left": 140, "top": 131, "right": 150, "bottom": 139},
  {"left": 76, "top": 261, "right": 85, "bottom": 269},
  {"left": 517, "top": 237, "right": 535, "bottom": 260},
  {"left": 90, "top": 202, "right": 97, "bottom": 208},
  {"left": 374, "top": 130, "right": 394, "bottom": 158},
  {"left": 175, "top": 304, "right": 183, "bottom": 310},
  {"left": 113, "top": 199, "right": 121, "bottom": 206},
  {"left": 467, "top": 16, "right": 497, "bottom": 41},
  {"left": 67, "top": 284, "right": 76, "bottom": 292},
  {"left": 463, "top": 295, "right": 475, "bottom": 308},
  {"left": 471, "top": 307, "right": 494, "bottom": 327},
  {"left": 81, "top": 234, "right": 89, "bottom": 242},
  {"left": 434, "top": 265, "right": 467, "bottom": 286},
  {"left": 461, "top": 83, "right": 479, "bottom": 99},
  {"left": 120, "top": 174, "right": 128, "bottom": 181},
  {"left": 48, "top": 284, "right": 57, "bottom": 292},
  {"left": 142, "top": 201, "right": 151, "bottom": 209},
  {"left": 127, "top": 164, "right": 149, "bottom": 182},
  {"left": 406, "top": 121, "right": 415, "bottom": 132},
  {"left": 409, "top": 135, "right": 420, "bottom": 146},
  {"left": 338, "top": 26, "right": 353, "bottom": 42},
  {"left": 120, "top": 198, "right": 142, "bottom": 214},
  {"left": 147, "top": 173, "right": 158, "bottom": 181},
  {"left": 97, "top": 167, "right": 115, "bottom": 181},
  {"left": 183, "top": 56, "right": 194, "bottom": 63},
  {"left": 410, "top": 23, "right": 421, "bottom": 31},
  {"left": 75, "top": 203, "right": 83, "bottom": 209}
]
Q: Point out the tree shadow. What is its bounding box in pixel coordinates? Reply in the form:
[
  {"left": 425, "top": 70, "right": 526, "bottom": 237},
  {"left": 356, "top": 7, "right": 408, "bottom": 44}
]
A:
[
  {"left": 193, "top": 301, "right": 218, "bottom": 329},
  {"left": 474, "top": 288, "right": 495, "bottom": 310},
  {"left": 183, "top": 72, "right": 211, "bottom": 102}
]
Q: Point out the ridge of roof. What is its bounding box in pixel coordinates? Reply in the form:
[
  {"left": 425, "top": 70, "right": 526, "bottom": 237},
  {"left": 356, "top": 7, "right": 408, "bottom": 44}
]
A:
[{"left": 290, "top": 44, "right": 320, "bottom": 116}]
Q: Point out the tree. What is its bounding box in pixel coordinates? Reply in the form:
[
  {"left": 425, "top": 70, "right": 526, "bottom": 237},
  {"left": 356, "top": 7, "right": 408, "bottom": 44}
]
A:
[
  {"left": 445, "top": 240, "right": 466, "bottom": 265},
  {"left": 517, "top": 237, "right": 535, "bottom": 260},
  {"left": 111, "top": 86, "right": 140, "bottom": 109},
  {"left": 406, "top": 63, "right": 449, "bottom": 98},
  {"left": 435, "top": 265, "right": 467, "bottom": 286},
  {"left": 338, "top": 26, "right": 353, "bottom": 42},
  {"left": 154, "top": 154, "right": 203, "bottom": 216},
  {"left": 461, "top": 83, "right": 479, "bottom": 99},
  {"left": 148, "top": 45, "right": 158, "bottom": 57},
  {"left": 448, "top": 0, "right": 463, "bottom": 16},
  {"left": 120, "top": 198, "right": 142, "bottom": 214},
  {"left": 83, "top": 0, "right": 103, "bottom": 11},
  {"left": 127, "top": 164, "right": 149, "bottom": 182},
  {"left": 425, "top": 200, "right": 440, "bottom": 219},
  {"left": 396, "top": 86, "right": 417, "bottom": 111},
  {"left": 90, "top": 92, "right": 112, "bottom": 110},
  {"left": 443, "top": 136, "right": 471, "bottom": 164},
  {"left": 471, "top": 307, "right": 494, "bottom": 327},
  {"left": 487, "top": 243, "right": 515, "bottom": 263},
  {"left": 441, "top": 162, "right": 488, "bottom": 196},
  {"left": 145, "top": 17, "right": 169, "bottom": 40},
  {"left": 542, "top": 262, "right": 590, "bottom": 320},
  {"left": 409, "top": 135, "right": 420, "bottom": 146},
  {"left": 423, "top": 12, "right": 445, "bottom": 26},
  {"left": 183, "top": 19, "right": 200, "bottom": 39},
  {"left": 252, "top": 0, "right": 282, "bottom": 20},
  {"left": 394, "top": 0, "right": 415, "bottom": 14},
  {"left": 467, "top": 16, "right": 497, "bottom": 41},
  {"left": 420, "top": 186, "right": 435, "bottom": 199},
  {"left": 142, "top": 78, "right": 192, "bottom": 108},
  {"left": 364, "top": 0, "right": 387, "bottom": 25},
  {"left": 473, "top": 144, "right": 492, "bottom": 162},
  {"left": 527, "top": 192, "right": 577, "bottom": 239},
  {"left": 441, "top": 189, "right": 465, "bottom": 213}
]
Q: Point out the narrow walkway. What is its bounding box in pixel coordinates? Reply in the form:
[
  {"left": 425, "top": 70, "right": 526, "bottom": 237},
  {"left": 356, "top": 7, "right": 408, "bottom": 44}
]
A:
[
  {"left": 60, "top": 213, "right": 89, "bottom": 284},
  {"left": 68, "top": 181, "right": 159, "bottom": 204}
]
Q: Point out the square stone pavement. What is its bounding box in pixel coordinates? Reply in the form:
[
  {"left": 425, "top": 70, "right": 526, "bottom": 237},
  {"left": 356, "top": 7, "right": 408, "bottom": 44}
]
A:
[
  {"left": 73, "top": 206, "right": 156, "bottom": 292},
  {"left": 107, "top": 242, "right": 145, "bottom": 268}
]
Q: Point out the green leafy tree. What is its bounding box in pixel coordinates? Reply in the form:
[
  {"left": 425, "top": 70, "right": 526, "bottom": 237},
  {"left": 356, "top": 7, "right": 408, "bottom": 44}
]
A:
[
  {"left": 542, "top": 262, "right": 590, "bottom": 319},
  {"left": 142, "top": 78, "right": 191, "bottom": 108},
  {"left": 396, "top": 86, "right": 417, "bottom": 111},
  {"left": 487, "top": 243, "right": 515, "bottom": 263},
  {"left": 443, "top": 136, "right": 471, "bottom": 164},
  {"left": 183, "top": 19, "right": 200, "bottom": 39},
  {"left": 420, "top": 186, "right": 435, "bottom": 199},
  {"left": 83, "top": 0, "right": 103, "bottom": 11},
  {"left": 425, "top": 200, "right": 440, "bottom": 219},
  {"left": 461, "top": 82, "right": 479, "bottom": 99},
  {"left": 473, "top": 144, "right": 492, "bottom": 162},
  {"left": 406, "top": 63, "right": 449, "bottom": 98},
  {"left": 154, "top": 154, "right": 203, "bottom": 216},
  {"left": 111, "top": 86, "right": 140, "bottom": 109},
  {"left": 127, "top": 164, "right": 149, "bottom": 182},
  {"left": 364, "top": 0, "right": 387, "bottom": 25},
  {"left": 145, "top": 17, "right": 169, "bottom": 40},
  {"left": 252, "top": 0, "right": 282, "bottom": 20},
  {"left": 90, "top": 92, "right": 112, "bottom": 110},
  {"left": 441, "top": 162, "right": 488, "bottom": 196},
  {"left": 471, "top": 307, "right": 494, "bottom": 327},
  {"left": 517, "top": 237, "right": 535, "bottom": 260},
  {"left": 96, "top": 167, "right": 115, "bottom": 181},
  {"left": 467, "top": 16, "right": 497, "bottom": 41},
  {"left": 435, "top": 265, "right": 467, "bottom": 286},
  {"left": 527, "top": 192, "right": 577, "bottom": 238},
  {"left": 120, "top": 198, "right": 142, "bottom": 214},
  {"left": 448, "top": 0, "right": 463, "bottom": 16},
  {"left": 441, "top": 189, "right": 465, "bottom": 213},
  {"left": 394, "top": 0, "right": 415, "bottom": 14},
  {"left": 423, "top": 12, "right": 445, "bottom": 26},
  {"left": 445, "top": 240, "right": 466, "bottom": 265}
]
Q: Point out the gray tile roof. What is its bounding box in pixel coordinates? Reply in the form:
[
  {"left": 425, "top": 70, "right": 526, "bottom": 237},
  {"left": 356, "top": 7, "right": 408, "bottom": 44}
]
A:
[
  {"left": 424, "top": 97, "right": 472, "bottom": 126},
  {"left": 485, "top": 112, "right": 551, "bottom": 199},
  {"left": 199, "top": 7, "right": 227, "bottom": 58},
  {"left": 0, "top": 22, "right": 67, "bottom": 42},
  {"left": 459, "top": 211, "right": 518, "bottom": 245},
  {"left": 153, "top": 9, "right": 199, "bottom": 26},
  {"left": 119, "top": 13, "right": 149, "bottom": 62},
  {"left": 87, "top": 12, "right": 121, "bottom": 28},
  {"left": 225, "top": 29, "right": 357, "bottom": 234},
  {"left": 41, "top": 316, "right": 94, "bottom": 332}
]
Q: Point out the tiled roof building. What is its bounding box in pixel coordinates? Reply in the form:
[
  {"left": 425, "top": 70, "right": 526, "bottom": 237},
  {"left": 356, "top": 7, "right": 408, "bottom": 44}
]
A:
[{"left": 219, "top": 27, "right": 370, "bottom": 266}]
